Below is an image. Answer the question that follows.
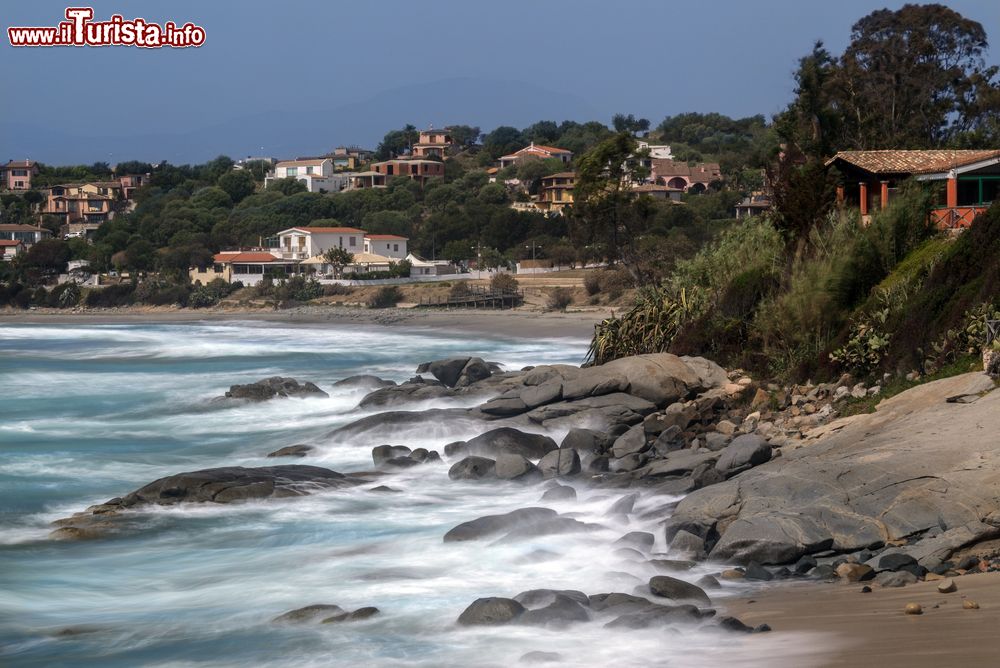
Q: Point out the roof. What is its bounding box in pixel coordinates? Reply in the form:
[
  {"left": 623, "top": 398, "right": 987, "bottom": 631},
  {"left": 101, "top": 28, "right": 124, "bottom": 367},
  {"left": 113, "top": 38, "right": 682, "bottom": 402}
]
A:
[
  {"left": 0, "top": 224, "right": 47, "bottom": 232},
  {"left": 0, "top": 239, "right": 23, "bottom": 246},
  {"left": 632, "top": 184, "right": 681, "bottom": 192},
  {"left": 651, "top": 159, "right": 722, "bottom": 181},
  {"left": 276, "top": 159, "right": 329, "bottom": 168},
  {"left": 4, "top": 160, "right": 37, "bottom": 168},
  {"left": 348, "top": 252, "right": 394, "bottom": 264},
  {"left": 542, "top": 172, "right": 576, "bottom": 180},
  {"left": 826, "top": 150, "right": 1000, "bottom": 175},
  {"left": 213, "top": 252, "right": 281, "bottom": 263},
  {"left": 365, "top": 234, "right": 408, "bottom": 240},
  {"left": 284, "top": 226, "right": 365, "bottom": 235},
  {"left": 501, "top": 143, "right": 573, "bottom": 160}
]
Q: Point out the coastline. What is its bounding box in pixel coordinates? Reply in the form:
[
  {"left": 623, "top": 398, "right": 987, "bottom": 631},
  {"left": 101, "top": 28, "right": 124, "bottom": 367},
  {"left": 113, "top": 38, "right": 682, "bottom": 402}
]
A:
[
  {"left": 0, "top": 305, "right": 611, "bottom": 340},
  {"left": 724, "top": 572, "right": 1000, "bottom": 668}
]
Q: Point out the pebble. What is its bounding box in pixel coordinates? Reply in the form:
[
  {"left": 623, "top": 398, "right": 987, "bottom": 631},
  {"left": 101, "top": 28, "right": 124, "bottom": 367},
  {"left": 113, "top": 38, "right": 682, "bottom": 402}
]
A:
[
  {"left": 936, "top": 578, "right": 957, "bottom": 594},
  {"left": 720, "top": 569, "right": 745, "bottom": 580},
  {"left": 860, "top": 585, "right": 872, "bottom": 593},
  {"left": 963, "top": 599, "right": 980, "bottom": 610},
  {"left": 903, "top": 602, "right": 923, "bottom": 615}
]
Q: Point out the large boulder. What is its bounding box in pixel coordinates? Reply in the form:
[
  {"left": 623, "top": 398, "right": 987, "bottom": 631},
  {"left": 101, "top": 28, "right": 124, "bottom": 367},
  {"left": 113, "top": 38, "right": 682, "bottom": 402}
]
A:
[
  {"left": 332, "top": 375, "right": 396, "bottom": 389},
  {"left": 495, "top": 453, "right": 541, "bottom": 481},
  {"left": 668, "top": 373, "right": 1000, "bottom": 566},
  {"left": 223, "top": 377, "right": 328, "bottom": 402},
  {"left": 457, "top": 598, "right": 525, "bottom": 626},
  {"left": 536, "top": 449, "right": 581, "bottom": 478},
  {"left": 714, "top": 434, "right": 772, "bottom": 476},
  {"left": 648, "top": 575, "right": 711, "bottom": 606},
  {"left": 448, "top": 456, "right": 497, "bottom": 481},
  {"left": 465, "top": 428, "right": 558, "bottom": 460},
  {"left": 358, "top": 382, "right": 457, "bottom": 409},
  {"left": 416, "top": 357, "right": 495, "bottom": 388},
  {"left": 598, "top": 354, "right": 703, "bottom": 405},
  {"left": 442, "top": 507, "right": 589, "bottom": 543}
]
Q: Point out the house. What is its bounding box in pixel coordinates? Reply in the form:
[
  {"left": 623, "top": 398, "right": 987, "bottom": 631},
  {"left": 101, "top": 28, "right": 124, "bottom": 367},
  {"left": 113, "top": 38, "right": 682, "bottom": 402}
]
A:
[
  {"left": 826, "top": 149, "right": 1000, "bottom": 229},
  {"left": 411, "top": 129, "right": 454, "bottom": 159},
  {"left": 3, "top": 160, "right": 39, "bottom": 190},
  {"left": 190, "top": 251, "right": 300, "bottom": 286},
  {"left": 302, "top": 251, "right": 398, "bottom": 275},
  {"left": 274, "top": 226, "right": 366, "bottom": 260},
  {"left": 0, "top": 224, "right": 50, "bottom": 247},
  {"left": 328, "top": 146, "right": 373, "bottom": 170},
  {"left": 364, "top": 234, "right": 408, "bottom": 259},
  {"left": 535, "top": 172, "right": 576, "bottom": 214},
  {"left": 650, "top": 159, "right": 722, "bottom": 192},
  {"left": 42, "top": 182, "right": 119, "bottom": 233},
  {"left": 631, "top": 183, "right": 683, "bottom": 202},
  {"left": 406, "top": 253, "right": 455, "bottom": 277},
  {"left": 118, "top": 173, "right": 151, "bottom": 200},
  {"left": 370, "top": 159, "right": 445, "bottom": 186},
  {"left": 734, "top": 193, "right": 772, "bottom": 219},
  {"left": 0, "top": 239, "right": 23, "bottom": 261},
  {"left": 499, "top": 143, "right": 573, "bottom": 170},
  {"left": 264, "top": 158, "right": 351, "bottom": 193},
  {"left": 636, "top": 141, "right": 673, "bottom": 160}
]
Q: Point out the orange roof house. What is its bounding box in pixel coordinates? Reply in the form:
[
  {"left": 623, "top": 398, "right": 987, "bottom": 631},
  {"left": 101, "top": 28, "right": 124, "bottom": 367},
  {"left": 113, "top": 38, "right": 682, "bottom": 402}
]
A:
[
  {"left": 499, "top": 143, "right": 573, "bottom": 169},
  {"left": 826, "top": 149, "right": 1000, "bottom": 229}
]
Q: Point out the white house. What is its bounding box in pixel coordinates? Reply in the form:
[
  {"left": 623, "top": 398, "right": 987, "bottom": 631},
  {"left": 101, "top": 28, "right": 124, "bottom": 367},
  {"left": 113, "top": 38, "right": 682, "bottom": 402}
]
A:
[
  {"left": 406, "top": 253, "right": 455, "bottom": 277},
  {"left": 363, "top": 234, "right": 408, "bottom": 259},
  {"left": 274, "top": 226, "right": 365, "bottom": 260},
  {"left": 265, "top": 159, "right": 352, "bottom": 193},
  {"left": 636, "top": 141, "right": 673, "bottom": 160}
]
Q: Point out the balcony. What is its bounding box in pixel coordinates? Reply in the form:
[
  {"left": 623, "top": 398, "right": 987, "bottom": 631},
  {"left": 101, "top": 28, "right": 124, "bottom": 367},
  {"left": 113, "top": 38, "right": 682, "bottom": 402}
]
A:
[{"left": 930, "top": 206, "right": 989, "bottom": 230}]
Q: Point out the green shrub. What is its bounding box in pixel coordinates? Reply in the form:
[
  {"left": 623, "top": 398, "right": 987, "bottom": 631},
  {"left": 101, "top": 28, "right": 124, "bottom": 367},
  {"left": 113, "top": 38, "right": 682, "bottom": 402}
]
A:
[
  {"left": 367, "top": 286, "right": 403, "bottom": 308},
  {"left": 829, "top": 307, "right": 891, "bottom": 377},
  {"left": 583, "top": 272, "right": 601, "bottom": 296},
  {"left": 323, "top": 283, "right": 353, "bottom": 297},
  {"left": 85, "top": 283, "right": 135, "bottom": 307},
  {"left": 449, "top": 282, "right": 472, "bottom": 300},
  {"left": 588, "top": 287, "right": 689, "bottom": 365}
]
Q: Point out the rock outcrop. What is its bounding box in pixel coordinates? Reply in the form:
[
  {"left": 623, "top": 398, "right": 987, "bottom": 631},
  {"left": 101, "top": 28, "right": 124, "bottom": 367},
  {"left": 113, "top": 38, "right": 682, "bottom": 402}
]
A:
[{"left": 222, "top": 377, "right": 328, "bottom": 402}]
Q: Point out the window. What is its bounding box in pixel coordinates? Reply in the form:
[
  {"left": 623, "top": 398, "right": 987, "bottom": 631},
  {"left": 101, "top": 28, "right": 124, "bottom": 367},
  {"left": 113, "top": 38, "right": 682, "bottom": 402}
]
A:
[
  {"left": 286, "top": 167, "right": 298, "bottom": 177},
  {"left": 12, "top": 169, "right": 27, "bottom": 177},
  {"left": 393, "top": 244, "right": 399, "bottom": 252},
  {"left": 349, "top": 236, "right": 357, "bottom": 247},
  {"left": 305, "top": 166, "right": 313, "bottom": 174}
]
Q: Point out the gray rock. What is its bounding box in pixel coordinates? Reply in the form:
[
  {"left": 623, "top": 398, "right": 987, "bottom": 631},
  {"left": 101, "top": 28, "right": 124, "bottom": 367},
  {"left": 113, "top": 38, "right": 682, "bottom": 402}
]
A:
[
  {"left": 495, "top": 454, "right": 541, "bottom": 481},
  {"left": 514, "top": 589, "right": 589, "bottom": 608},
  {"left": 608, "top": 493, "right": 639, "bottom": 516},
  {"left": 611, "top": 424, "right": 649, "bottom": 458},
  {"left": 272, "top": 604, "right": 345, "bottom": 624},
  {"left": 614, "top": 531, "right": 655, "bottom": 552},
  {"left": 540, "top": 484, "right": 577, "bottom": 502},
  {"left": 652, "top": 425, "right": 686, "bottom": 455},
  {"left": 266, "top": 444, "right": 313, "bottom": 458},
  {"left": 877, "top": 553, "right": 918, "bottom": 572},
  {"left": 598, "top": 353, "right": 703, "bottom": 405},
  {"left": 518, "top": 595, "right": 590, "bottom": 627},
  {"left": 715, "top": 434, "right": 772, "bottom": 476},
  {"left": 559, "top": 428, "right": 608, "bottom": 453},
  {"left": 321, "top": 606, "right": 381, "bottom": 623},
  {"left": 668, "top": 529, "right": 706, "bottom": 559},
  {"left": 521, "top": 382, "right": 563, "bottom": 409},
  {"left": 447, "top": 456, "right": 497, "bottom": 481},
  {"left": 604, "top": 603, "right": 704, "bottom": 628},
  {"left": 648, "top": 575, "right": 711, "bottom": 606},
  {"left": 703, "top": 432, "right": 730, "bottom": 451},
  {"left": 358, "top": 382, "right": 457, "bottom": 409},
  {"left": 876, "top": 570, "right": 918, "bottom": 587},
  {"left": 332, "top": 374, "right": 396, "bottom": 389},
  {"left": 372, "top": 445, "right": 412, "bottom": 466},
  {"left": 680, "top": 356, "right": 729, "bottom": 390},
  {"left": 416, "top": 357, "right": 494, "bottom": 388},
  {"left": 443, "top": 507, "right": 558, "bottom": 542},
  {"left": 536, "top": 449, "right": 581, "bottom": 478},
  {"left": 224, "top": 377, "right": 328, "bottom": 402},
  {"left": 457, "top": 597, "right": 525, "bottom": 625},
  {"left": 465, "top": 428, "right": 558, "bottom": 460}
]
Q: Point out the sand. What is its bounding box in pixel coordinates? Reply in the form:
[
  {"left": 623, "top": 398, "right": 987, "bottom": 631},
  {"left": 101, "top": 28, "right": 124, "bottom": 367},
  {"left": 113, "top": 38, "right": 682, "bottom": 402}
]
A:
[
  {"left": 0, "top": 305, "right": 612, "bottom": 340},
  {"left": 723, "top": 571, "right": 1000, "bottom": 667}
]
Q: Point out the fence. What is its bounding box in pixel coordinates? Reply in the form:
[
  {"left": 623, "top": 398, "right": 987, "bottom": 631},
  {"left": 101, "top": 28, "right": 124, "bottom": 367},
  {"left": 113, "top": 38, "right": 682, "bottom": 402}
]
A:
[{"left": 417, "top": 285, "right": 524, "bottom": 309}]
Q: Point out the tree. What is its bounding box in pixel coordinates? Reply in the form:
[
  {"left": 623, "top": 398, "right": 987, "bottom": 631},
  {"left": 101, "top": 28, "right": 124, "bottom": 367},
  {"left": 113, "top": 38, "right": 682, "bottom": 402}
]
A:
[
  {"left": 612, "top": 113, "right": 651, "bottom": 135},
  {"left": 375, "top": 125, "right": 419, "bottom": 159},
  {"left": 324, "top": 246, "right": 354, "bottom": 278},
  {"left": 833, "top": 4, "right": 998, "bottom": 148},
  {"left": 447, "top": 125, "right": 481, "bottom": 148},
  {"left": 19, "top": 238, "right": 70, "bottom": 281},
  {"left": 482, "top": 126, "right": 525, "bottom": 161},
  {"left": 774, "top": 41, "right": 841, "bottom": 159},
  {"left": 217, "top": 169, "right": 257, "bottom": 203},
  {"left": 266, "top": 177, "right": 307, "bottom": 196}
]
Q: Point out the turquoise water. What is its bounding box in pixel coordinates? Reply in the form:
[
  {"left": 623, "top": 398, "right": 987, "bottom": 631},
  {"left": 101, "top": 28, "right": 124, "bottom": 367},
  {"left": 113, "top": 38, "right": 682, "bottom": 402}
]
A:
[{"left": 0, "top": 322, "right": 825, "bottom": 667}]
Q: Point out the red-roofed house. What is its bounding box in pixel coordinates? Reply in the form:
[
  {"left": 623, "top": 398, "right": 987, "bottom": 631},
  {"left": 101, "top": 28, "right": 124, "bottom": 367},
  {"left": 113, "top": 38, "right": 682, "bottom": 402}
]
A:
[
  {"left": 275, "top": 226, "right": 366, "bottom": 260},
  {"left": 189, "top": 250, "right": 300, "bottom": 285},
  {"left": 650, "top": 159, "right": 722, "bottom": 193},
  {"left": 364, "top": 234, "right": 408, "bottom": 259},
  {"left": 499, "top": 143, "right": 573, "bottom": 169},
  {"left": 826, "top": 149, "right": 1000, "bottom": 229},
  {"left": 0, "top": 239, "right": 24, "bottom": 261},
  {"left": 3, "top": 160, "right": 39, "bottom": 190}
]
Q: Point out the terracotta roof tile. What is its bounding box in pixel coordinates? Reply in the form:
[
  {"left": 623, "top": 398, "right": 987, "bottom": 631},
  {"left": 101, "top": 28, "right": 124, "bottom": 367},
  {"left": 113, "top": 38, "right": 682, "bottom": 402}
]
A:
[
  {"left": 213, "top": 252, "right": 280, "bottom": 263},
  {"left": 290, "top": 226, "right": 365, "bottom": 234},
  {"left": 827, "top": 150, "right": 1000, "bottom": 175}
]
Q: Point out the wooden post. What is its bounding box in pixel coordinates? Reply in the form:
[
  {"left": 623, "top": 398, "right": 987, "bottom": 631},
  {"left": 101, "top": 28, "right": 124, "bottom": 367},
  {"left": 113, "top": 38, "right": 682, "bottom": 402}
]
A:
[
  {"left": 880, "top": 181, "right": 889, "bottom": 209},
  {"left": 946, "top": 176, "right": 958, "bottom": 208},
  {"left": 836, "top": 185, "right": 845, "bottom": 206},
  {"left": 859, "top": 182, "right": 869, "bottom": 216}
]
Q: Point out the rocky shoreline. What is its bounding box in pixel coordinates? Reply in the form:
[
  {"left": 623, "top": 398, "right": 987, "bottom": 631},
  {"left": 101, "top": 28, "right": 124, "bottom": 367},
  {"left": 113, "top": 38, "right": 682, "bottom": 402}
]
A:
[{"left": 50, "top": 351, "right": 1000, "bottom": 645}]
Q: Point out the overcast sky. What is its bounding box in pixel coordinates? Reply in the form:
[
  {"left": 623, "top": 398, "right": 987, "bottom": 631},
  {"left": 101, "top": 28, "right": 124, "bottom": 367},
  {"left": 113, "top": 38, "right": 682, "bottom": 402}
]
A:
[{"left": 2, "top": 0, "right": 998, "bottom": 164}]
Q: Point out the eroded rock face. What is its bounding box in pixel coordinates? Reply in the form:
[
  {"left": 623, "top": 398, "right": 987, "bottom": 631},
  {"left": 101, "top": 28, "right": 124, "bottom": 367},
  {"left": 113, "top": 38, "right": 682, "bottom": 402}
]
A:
[
  {"left": 416, "top": 357, "right": 496, "bottom": 388},
  {"left": 443, "top": 508, "right": 559, "bottom": 542},
  {"left": 464, "top": 428, "right": 558, "bottom": 460},
  {"left": 223, "top": 377, "right": 329, "bottom": 402}
]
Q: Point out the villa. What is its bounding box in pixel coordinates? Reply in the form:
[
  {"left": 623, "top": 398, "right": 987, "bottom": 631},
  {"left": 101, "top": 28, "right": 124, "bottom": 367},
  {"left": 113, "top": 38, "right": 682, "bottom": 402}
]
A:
[
  {"left": 411, "top": 129, "right": 454, "bottom": 159},
  {"left": 0, "top": 239, "right": 23, "bottom": 261},
  {"left": 2, "top": 160, "right": 39, "bottom": 190},
  {"left": 0, "top": 224, "right": 51, "bottom": 247},
  {"left": 498, "top": 143, "right": 573, "bottom": 169},
  {"left": 264, "top": 158, "right": 352, "bottom": 193},
  {"left": 649, "top": 159, "right": 722, "bottom": 193},
  {"left": 369, "top": 159, "right": 445, "bottom": 186}
]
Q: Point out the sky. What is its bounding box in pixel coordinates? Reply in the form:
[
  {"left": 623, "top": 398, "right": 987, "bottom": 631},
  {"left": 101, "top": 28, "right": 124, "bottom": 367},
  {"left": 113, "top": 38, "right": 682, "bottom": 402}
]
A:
[{"left": 2, "top": 0, "right": 999, "bottom": 165}]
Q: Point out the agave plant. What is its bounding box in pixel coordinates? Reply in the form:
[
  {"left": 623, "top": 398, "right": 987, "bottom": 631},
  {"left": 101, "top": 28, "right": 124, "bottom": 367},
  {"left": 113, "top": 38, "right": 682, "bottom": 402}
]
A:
[{"left": 587, "top": 287, "right": 688, "bottom": 365}]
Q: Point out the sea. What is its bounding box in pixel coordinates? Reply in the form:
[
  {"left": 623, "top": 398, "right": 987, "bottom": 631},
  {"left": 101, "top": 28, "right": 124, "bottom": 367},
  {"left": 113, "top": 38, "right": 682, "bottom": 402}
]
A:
[{"left": 0, "top": 321, "right": 828, "bottom": 667}]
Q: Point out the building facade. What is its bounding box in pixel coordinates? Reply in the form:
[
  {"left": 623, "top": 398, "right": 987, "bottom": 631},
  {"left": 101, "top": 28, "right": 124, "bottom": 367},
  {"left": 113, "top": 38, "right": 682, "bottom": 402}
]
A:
[{"left": 3, "top": 160, "right": 39, "bottom": 190}]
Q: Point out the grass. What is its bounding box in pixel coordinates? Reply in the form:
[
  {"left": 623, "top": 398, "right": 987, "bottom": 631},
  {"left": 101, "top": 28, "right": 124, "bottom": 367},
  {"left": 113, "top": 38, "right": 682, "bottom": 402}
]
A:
[{"left": 838, "top": 354, "right": 985, "bottom": 417}]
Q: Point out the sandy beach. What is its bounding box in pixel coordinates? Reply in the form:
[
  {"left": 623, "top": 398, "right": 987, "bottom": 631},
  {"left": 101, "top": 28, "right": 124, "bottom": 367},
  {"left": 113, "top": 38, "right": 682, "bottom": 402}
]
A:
[
  {"left": 724, "top": 571, "right": 1000, "bottom": 667},
  {"left": 0, "top": 305, "right": 611, "bottom": 340}
]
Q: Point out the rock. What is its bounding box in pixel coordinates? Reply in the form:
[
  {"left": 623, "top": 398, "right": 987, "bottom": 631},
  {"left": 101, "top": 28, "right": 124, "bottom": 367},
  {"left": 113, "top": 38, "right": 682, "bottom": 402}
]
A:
[
  {"left": 610, "top": 452, "right": 648, "bottom": 473},
  {"left": 588, "top": 592, "right": 651, "bottom": 612},
  {"left": 520, "top": 382, "right": 563, "bottom": 409},
  {"left": 465, "top": 428, "right": 558, "bottom": 460},
  {"left": 810, "top": 564, "right": 837, "bottom": 580},
  {"left": 716, "top": 616, "right": 753, "bottom": 633},
  {"left": 266, "top": 444, "right": 313, "bottom": 458},
  {"left": 936, "top": 578, "right": 957, "bottom": 593},
  {"left": 480, "top": 397, "right": 529, "bottom": 416},
  {"left": 383, "top": 456, "right": 420, "bottom": 468},
  {"left": 448, "top": 456, "right": 497, "bottom": 481},
  {"left": 611, "top": 424, "right": 649, "bottom": 458},
  {"left": 963, "top": 599, "right": 980, "bottom": 609},
  {"left": 703, "top": 432, "right": 730, "bottom": 451},
  {"left": 223, "top": 377, "right": 328, "bottom": 402},
  {"left": 358, "top": 382, "right": 456, "bottom": 409},
  {"left": 836, "top": 563, "right": 875, "bottom": 582},
  {"left": 648, "top": 575, "right": 711, "bottom": 606},
  {"left": 457, "top": 597, "right": 525, "bottom": 626},
  {"left": 878, "top": 571, "right": 918, "bottom": 588},
  {"left": 720, "top": 569, "right": 745, "bottom": 580},
  {"left": 541, "top": 484, "right": 577, "bottom": 501},
  {"left": 668, "top": 530, "right": 706, "bottom": 559},
  {"left": 520, "top": 651, "right": 563, "bottom": 664},
  {"left": 877, "top": 553, "right": 918, "bottom": 572},
  {"left": 518, "top": 595, "right": 590, "bottom": 627},
  {"left": 514, "top": 589, "right": 589, "bottom": 608},
  {"left": 599, "top": 353, "right": 703, "bottom": 404},
  {"left": 372, "top": 445, "right": 412, "bottom": 466},
  {"left": 273, "top": 604, "right": 345, "bottom": 624},
  {"left": 696, "top": 575, "right": 721, "bottom": 590},
  {"left": 744, "top": 562, "right": 774, "bottom": 581},
  {"left": 714, "top": 434, "right": 772, "bottom": 476},
  {"left": 715, "top": 420, "right": 737, "bottom": 436},
  {"left": 652, "top": 425, "right": 686, "bottom": 456},
  {"left": 608, "top": 493, "right": 639, "bottom": 516},
  {"left": 443, "top": 508, "right": 558, "bottom": 542},
  {"left": 680, "top": 356, "right": 729, "bottom": 390},
  {"left": 368, "top": 485, "right": 400, "bottom": 493},
  {"left": 495, "top": 454, "right": 541, "bottom": 481},
  {"left": 332, "top": 374, "right": 396, "bottom": 389},
  {"left": 904, "top": 602, "right": 923, "bottom": 615},
  {"left": 750, "top": 388, "right": 770, "bottom": 411},
  {"left": 604, "top": 603, "right": 704, "bottom": 629},
  {"left": 321, "top": 606, "right": 381, "bottom": 623},
  {"left": 861, "top": 585, "right": 873, "bottom": 593},
  {"left": 536, "top": 449, "right": 581, "bottom": 478},
  {"left": 416, "top": 357, "right": 493, "bottom": 388},
  {"left": 559, "top": 428, "right": 608, "bottom": 453},
  {"left": 614, "top": 531, "right": 655, "bottom": 552}
]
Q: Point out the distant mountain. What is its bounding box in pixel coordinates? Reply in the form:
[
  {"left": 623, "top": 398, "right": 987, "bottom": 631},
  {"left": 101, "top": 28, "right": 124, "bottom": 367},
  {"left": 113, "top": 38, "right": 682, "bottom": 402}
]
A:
[{"left": 0, "top": 78, "right": 601, "bottom": 165}]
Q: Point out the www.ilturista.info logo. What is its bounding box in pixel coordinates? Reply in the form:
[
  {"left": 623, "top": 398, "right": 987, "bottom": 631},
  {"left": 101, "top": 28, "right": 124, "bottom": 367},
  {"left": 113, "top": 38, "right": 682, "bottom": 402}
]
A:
[{"left": 7, "top": 7, "right": 205, "bottom": 48}]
